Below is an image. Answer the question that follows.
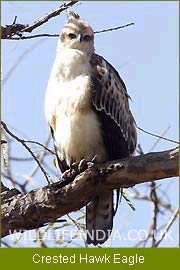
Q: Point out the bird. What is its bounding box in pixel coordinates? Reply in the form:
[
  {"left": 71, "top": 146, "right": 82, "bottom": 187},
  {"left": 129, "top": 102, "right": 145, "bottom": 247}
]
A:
[{"left": 45, "top": 11, "right": 137, "bottom": 245}]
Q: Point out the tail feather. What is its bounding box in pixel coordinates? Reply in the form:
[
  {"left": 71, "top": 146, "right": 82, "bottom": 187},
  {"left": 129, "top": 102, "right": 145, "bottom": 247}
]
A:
[{"left": 86, "top": 191, "right": 113, "bottom": 245}]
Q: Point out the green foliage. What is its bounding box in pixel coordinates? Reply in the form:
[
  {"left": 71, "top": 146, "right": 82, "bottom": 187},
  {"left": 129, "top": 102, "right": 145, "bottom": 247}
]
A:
[{"left": 121, "top": 190, "right": 136, "bottom": 211}]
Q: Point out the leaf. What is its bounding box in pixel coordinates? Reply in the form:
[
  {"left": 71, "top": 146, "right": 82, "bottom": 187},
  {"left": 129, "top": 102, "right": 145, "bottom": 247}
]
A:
[
  {"left": 77, "top": 215, "right": 85, "bottom": 221},
  {"left": 121, "top": 190, "right": 136, "bottom": 211}
]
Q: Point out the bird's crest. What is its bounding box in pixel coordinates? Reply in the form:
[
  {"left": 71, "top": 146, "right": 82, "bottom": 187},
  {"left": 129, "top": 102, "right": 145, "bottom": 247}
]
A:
[
  {"left": 66, "top": 11, "right": 93, "bottom": 33},
  {"left": 67, "top": 11, "right": 80, "bottom": 22}
]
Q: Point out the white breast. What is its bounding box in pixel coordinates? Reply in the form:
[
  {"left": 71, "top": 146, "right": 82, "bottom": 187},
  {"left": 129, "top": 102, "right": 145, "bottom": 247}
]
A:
[{"left": 45, "top": 49, "right": 107, "bottom": 165}]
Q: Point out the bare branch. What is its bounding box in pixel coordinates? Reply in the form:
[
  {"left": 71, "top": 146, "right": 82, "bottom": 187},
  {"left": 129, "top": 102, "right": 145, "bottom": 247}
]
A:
[
  {"left": 1, "top": 140, "right": 7, "bottom": 144},
  {"left": 67, "top": 214, "right": 88, "bottom": 247},
  {"left": 1, "top": 121, "right": 51, "bottom": 184},
  {"left": 2, "top": 22, "right": 135, "bottom": 40},
  {"left": 1, "top": 1, "right": 78, "bottom": 39},
  {"left": 24, "top": 139, "right": 55, "bottom": 155},
  {"left": 155, "top": 208, "right": 179, "bottom": 247},
  {"left": 1, "top": 147, "right": 178, "bottom": 237},
  {"left": 21, "top": 1, "right": 78, "bottom": 33},
  {"left": 137, "top": 126, "right": 179, "bottom": 145},
  {"left": 28, "top": 133, "right": 52, "bottom": 178},
  {"left": 133, "top": 139, "right": 177, "bottom": 247},
  {"left": 150, "top": 181, "right": 159, "bottom": 246},
  {"left": 148, "top": 125, "right": 171, "bottom": 152},
  {"left": 2, "top": 172, "right": 28, "bottom": 194},
  {"left": 94, "top": 23, "right": 135, "bottom": 34},
  {"left": 3, "top": 34, "right": 59, "bottom": 40},
  {"left": 129, "top": 190, "right": 176, "bottom": 213}
]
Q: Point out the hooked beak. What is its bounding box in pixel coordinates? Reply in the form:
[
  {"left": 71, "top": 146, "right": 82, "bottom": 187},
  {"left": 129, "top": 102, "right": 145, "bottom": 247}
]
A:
[{"left": 77, "top": 34, "right": 83, "bottom": 43}]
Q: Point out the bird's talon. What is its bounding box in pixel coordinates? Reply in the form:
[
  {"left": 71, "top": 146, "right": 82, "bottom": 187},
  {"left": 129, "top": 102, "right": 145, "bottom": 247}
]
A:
[
  {"left": 87, "top": 161, "right": 94, "bottom": 168},
  {"left": 91, "top": 155, "right": 97, "bottom": 163},
  {"left": 70, "top": 161, "right": 78, "bottom": 171},
  {"left": 78, "top": 158, "right": 88, "bottom": 172}
]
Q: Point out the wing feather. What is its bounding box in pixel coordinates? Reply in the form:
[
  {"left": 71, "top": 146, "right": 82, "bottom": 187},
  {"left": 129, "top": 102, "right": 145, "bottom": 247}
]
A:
[{"left": 90, "top": 53, "right": 137, "bottom": 159}]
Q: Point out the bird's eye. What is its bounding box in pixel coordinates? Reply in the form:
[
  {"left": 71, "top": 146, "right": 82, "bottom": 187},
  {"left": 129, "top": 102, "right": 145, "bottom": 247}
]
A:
[
  {"left": 68, "top": 33, "right": 76, "bottom": 39},
  {"left": 83, "top": 35, "right": 91, "bottom": 42}
]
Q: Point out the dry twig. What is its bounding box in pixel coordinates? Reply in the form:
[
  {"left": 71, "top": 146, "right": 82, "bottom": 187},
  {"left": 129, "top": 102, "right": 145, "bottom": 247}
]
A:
[
  {"left": 1, "top": 1, "right": 78, "bottom": 39},
  {"left": 155, "top": 209, "right": 179, "bottom": 247},
  {"left": 1, "top": 121, "right": 50, "bottom": 184}
]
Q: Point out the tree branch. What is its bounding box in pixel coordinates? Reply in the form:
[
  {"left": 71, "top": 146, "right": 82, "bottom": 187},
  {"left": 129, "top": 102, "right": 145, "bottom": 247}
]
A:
[
  {"left": 1, "top": 147, "right": 179, "bottom": 238},
  {"left": 1, "top": 2, "right": 136, "bottom": 41},
  {"left": 1, "top": 121, "right": 51, "bottom": 184},
  {"left": 2, "top": 23, "right": 135, "bottom": 40},
  {"left": 155, "top": 208, "right": 179, "bottom": 247},
  {"left": 1, "top": 1, "right": 78, "bottom": 38}
]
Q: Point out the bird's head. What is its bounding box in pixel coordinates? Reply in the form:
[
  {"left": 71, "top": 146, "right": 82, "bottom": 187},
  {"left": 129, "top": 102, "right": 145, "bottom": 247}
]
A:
[{"left": 59, "top": 11, "right": 94, "bottom": 56}]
